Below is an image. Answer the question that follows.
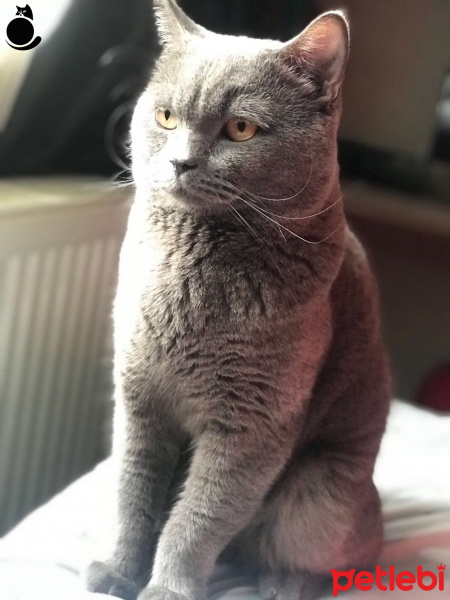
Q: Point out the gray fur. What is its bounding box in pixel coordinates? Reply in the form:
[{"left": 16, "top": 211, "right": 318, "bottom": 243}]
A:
[{"left": 87, "top": 3, "right": 390, "bottom": 600}]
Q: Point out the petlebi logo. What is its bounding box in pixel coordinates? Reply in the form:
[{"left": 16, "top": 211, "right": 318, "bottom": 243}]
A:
[
  {"left": 331, "top": 564, "right": 446, "bottom": 596},
  {"left": 5, "top": 4, "right": 42, "bottom": 50}
]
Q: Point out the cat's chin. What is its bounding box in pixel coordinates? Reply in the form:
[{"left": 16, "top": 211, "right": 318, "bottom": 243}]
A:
[{"left": 170, "top": 184, "right": 229, "bottom": 214}]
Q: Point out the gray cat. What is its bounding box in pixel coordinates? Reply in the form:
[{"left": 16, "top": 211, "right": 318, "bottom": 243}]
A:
[{"left": 87, "top": 2, "right": 391, "bottom": 600}]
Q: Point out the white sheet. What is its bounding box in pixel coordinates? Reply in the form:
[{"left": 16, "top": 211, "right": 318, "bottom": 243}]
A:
[{"left": 1, "top": 400, "right": 449, "bottom": 599}]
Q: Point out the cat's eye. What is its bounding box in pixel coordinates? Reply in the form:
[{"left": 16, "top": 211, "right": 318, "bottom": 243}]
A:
[
  {"left": 155, "top": 108, "right": 179, "bottom": 130},
  {"left": 225, "top": 118, "right": 259, "bottom": 142}
]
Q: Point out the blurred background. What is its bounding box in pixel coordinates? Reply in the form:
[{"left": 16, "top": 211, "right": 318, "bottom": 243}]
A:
[{"left": 0, "top": 0, "right": 449, "bottom": 536}]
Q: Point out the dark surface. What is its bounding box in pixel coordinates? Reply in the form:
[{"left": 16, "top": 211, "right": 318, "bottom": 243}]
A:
[{"left": 339, "top": 141, "right": 450, "bottom": 202}]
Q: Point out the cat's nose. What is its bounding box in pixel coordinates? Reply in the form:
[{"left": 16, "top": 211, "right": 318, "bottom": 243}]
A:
[{"left": 171, "top": 159, "right": 198, "bottom": 177}]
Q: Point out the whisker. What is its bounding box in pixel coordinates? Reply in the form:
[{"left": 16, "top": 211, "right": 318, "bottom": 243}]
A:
[
  {"left": 244, "top": 196, "right": 343, "bottom": 221},
  {"left": 232, "top": 157, "right": 314, "bottom": 203},
  {"left": 218, "top": 170, "right": 334, "bottom": 222},
  {"left": 212, "top": 190, "right": 224, "bottom": 205},
  {"left": 229, "top": 205, "right": 263, "bottom": 242},
  {"left": 223, "top": 173, "right": 341, "bottom": 221},
  {"left": 228, "top": 205, "right": 297, "bottom": 302},
  {"left": 277, "top": 222, "right": 287, "bottom": 241},
  {"left": 219, "top": 178, "right": 289, "bottom": 240},
  {"left": 113, "top": 168, "right": 135, "bottom": 187},
  {"left": 214, "top": 176, "right": 341, "bottom": 241},
  {"left": 240, "top": 197, "right": 342, "bottom": 245}
]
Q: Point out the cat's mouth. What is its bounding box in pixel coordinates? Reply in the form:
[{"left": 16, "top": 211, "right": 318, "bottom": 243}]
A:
[{"left": 171, "top": 179, "right": 231, "bottom": 209}]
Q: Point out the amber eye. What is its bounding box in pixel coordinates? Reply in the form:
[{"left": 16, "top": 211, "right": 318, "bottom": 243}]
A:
[
  {"left": 225, "top": 118, "right": 259, "bottom": 142},
  {"left": 155, "top": 108, "right": 179, "bottom": 130}
]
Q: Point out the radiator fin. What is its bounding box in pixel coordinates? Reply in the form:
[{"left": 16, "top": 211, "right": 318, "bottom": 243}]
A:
[{"left": 0, "top": 236, "right": 122, "bottom": 534}]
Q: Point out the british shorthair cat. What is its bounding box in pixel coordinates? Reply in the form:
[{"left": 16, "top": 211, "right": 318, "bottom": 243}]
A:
[{"left": 87, "top": 2, "right": 390, "bottom": 599}]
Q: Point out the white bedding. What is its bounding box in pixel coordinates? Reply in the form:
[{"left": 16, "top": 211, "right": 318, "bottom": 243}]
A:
[{"left": 1, "top": 400, "right": 449, "bottom": 600}]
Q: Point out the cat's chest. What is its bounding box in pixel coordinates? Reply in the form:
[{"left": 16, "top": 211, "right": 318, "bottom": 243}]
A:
[
  {"left": 116, "top": 232, "right": 258, "bottom": 342},
  {"left": 139, "top": 237, "right": 268, "bottom": 338},
  {"left": 114, "top": 210, "right": 308, "bottom": 375}
]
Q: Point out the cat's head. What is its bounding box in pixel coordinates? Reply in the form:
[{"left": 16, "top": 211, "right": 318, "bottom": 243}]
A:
[
  {"left": 131, "top": 0, "right": 349, "bottom": 215},
  {"left": 16, "top": 4, "right": 33, "bottom": 19}
]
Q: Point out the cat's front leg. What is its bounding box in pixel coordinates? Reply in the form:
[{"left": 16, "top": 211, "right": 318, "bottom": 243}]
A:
[
  {"left": 138, "top": 420, "right": 298, "bottom": 600},
  {"left": 87, "top": 393, "right": 182, "bottom": 599}
]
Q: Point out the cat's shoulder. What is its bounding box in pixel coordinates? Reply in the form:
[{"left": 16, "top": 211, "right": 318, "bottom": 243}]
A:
[
  {"left": 342, "top": 226, "right": 374, "bottom": 280},
  {"left": 331, "top": 226, "right": 380, "bottom": 314}
]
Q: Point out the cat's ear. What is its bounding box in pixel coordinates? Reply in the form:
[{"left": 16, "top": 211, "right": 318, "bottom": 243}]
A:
[
  {"left": 153, "top": 0, "right": 206, "bottom": 46},
  {"left": 280, "top": 11, "right": 349, "bottom": 104}
]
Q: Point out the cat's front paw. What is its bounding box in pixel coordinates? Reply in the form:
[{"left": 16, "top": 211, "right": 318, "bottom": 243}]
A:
[
  {"left": 86, "top": 560, "right": 139, "bottom": 600},
  {"left": 137, "top": 586, "right": 191, "bottom": 600}
]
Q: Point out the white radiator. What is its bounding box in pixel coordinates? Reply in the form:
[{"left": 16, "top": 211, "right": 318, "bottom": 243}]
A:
[{"left": 0, "top": 179, "right": 131, "bottom": 534}]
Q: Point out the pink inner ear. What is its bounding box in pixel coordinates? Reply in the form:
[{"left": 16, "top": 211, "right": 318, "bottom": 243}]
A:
[
  {"left": 305, "top": 19, "right": 346, "bottom": 66},
  {"left": 284, "top": 13, "right": 349, "bottom": 83}
]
